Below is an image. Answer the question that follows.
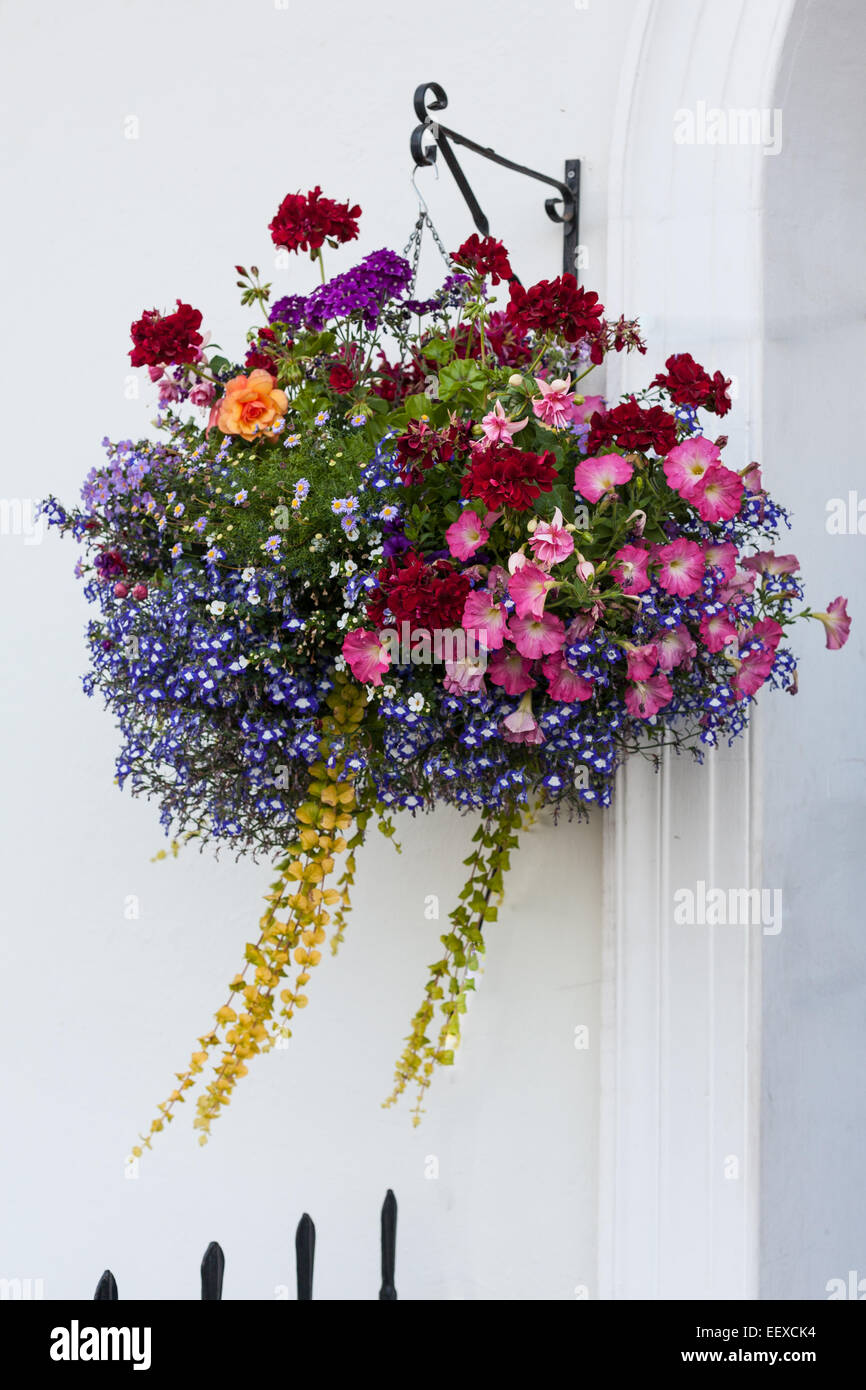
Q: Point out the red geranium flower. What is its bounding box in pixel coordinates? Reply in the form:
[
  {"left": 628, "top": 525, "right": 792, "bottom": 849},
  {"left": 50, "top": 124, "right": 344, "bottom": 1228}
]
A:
[
  {"left": 461, "top": 443, "right": 558, "bottom": 512},
  {"left": 485, "top": 310, "right": 533, "bottom": 367},
  {"left": 269, "top": 185, "right": 361, "bottom": 255},
  {"left": 506, "top": 274, "right": 603, "bottom": 344},
  {"left": 366, "top": 551, "right": 470, "bottom": 630},
  {"left": 709, "top": 369, "right": 732, "bottom": 416},
  {"left": 328, "top": 364, "right": 355, "bottom": 395},
  {"left": 652, "top": 353, "right": 732, "bottom": 417},
  {"left": 452, "top": 234, "right": 514, "bottom": 285},
  {"left": 129, "top": 300, "right": 203, "bottom": 368},
  {"left": 395, "top": 419, "right": 473, "bottom": 486},
  {"left": 587, "top": 397, "right": 677, "bottom": 456}
]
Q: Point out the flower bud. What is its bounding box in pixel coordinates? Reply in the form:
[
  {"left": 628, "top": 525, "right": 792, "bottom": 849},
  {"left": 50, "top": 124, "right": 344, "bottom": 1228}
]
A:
[{"left": 508, "top": 374, "right": 523, "bottom": 388}]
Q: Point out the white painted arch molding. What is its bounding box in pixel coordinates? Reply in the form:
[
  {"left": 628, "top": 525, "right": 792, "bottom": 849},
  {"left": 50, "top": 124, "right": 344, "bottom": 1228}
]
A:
[{"left": 598, "top": 0, "right": 796, "bottom": 1300}]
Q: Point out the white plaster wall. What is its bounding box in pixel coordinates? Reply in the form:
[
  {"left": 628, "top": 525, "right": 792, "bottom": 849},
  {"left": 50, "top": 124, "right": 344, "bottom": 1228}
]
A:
[
  {"left": 0, "top": 0, "right": 639, "bottom": 1300},
  {"left": 760, "top": 0, "right": 866, "bottom": 1301}
]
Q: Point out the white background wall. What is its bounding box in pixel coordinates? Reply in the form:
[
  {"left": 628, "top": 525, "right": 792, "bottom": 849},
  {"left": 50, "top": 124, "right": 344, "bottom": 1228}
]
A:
[
  {"left": 761, "top": 0, "right": 866, "bottom": 1300},
  {"left": 0, "top": 0, "right": 641, "bottom": 1300}
]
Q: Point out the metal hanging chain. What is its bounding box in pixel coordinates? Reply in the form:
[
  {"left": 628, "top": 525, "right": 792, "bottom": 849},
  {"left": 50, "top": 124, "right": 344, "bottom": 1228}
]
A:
[{"left": 402, "top": 172, "right": 455, "bottom": 294}]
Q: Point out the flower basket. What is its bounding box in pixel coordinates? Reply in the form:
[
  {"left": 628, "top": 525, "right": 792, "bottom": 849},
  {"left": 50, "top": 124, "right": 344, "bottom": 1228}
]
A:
[{"left": 43, "top": 185, "right": 850, "bottom": 1153}]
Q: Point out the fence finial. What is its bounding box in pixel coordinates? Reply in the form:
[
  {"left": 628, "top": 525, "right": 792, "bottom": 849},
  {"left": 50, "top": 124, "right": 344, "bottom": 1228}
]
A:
[
  {"left": 201, "top": 1240, "right": 225, "bottom": 1300},
  {"left": 379, "top": 1189, "right": 398, "bottom": 1300},
  {"left": 295, "top": 1213, "right": 315, "bottom": 1300},
  {"left": 94, "top": 1269, "right": 118, "bottom": 1301}
]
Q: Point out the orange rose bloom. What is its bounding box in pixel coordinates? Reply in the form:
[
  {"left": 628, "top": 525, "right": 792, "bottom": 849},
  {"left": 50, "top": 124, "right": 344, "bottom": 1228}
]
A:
[{"left": 216, "top": 369, "right": 288, "bottom": 441}]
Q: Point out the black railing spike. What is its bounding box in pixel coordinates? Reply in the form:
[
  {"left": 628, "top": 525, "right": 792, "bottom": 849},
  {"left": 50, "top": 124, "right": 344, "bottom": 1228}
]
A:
[
  {"left": 379, "top": 1189, "right": 398, "bottom": 1300},
  {"left": 411, "top": 81, "right": 580, "bottom": 275},
  {"left": 295, "top": 1213, "right": 315, "bottom": 1301},
  {"left": 94, "top": 1269, "right": 118, "bottom": 1301},
  {"left": 200, "top": 1241, "right": 225, "bottom": 1301}
]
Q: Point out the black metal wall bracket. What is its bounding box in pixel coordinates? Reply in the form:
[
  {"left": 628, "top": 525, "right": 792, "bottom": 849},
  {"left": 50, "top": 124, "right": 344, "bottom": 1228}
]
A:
[{"left": 410, "top": 82, "right": 580, "bottom": 276}]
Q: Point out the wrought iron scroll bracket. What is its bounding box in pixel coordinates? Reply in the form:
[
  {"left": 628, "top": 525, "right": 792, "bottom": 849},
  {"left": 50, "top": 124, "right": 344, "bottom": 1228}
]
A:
[{"left": 410, "top": 82, "right": 580, "bottom": 275}]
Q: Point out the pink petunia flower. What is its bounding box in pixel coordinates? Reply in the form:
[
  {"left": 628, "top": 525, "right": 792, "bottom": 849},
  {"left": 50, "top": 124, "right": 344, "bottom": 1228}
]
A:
[
  {"left": 691, "top": 463, "right": 744, "bottom": 523},
  {"left": 342, "top": 629, "right": 391, "bottom": 686},
  {"left": 732, "top": 646, "right": 775, "bottom": 699},
  {"left": 446, "top": 508, "right": 490, "bottom": 561},
  {"left": 488, "top": 646, "right": 537, "bottom": 695},
  {"left": 741, "top": 550, "right": 800, "bottom": 577},
  {"left": 610, "top": 543, "right": 651, "bottom": 595},
  {"left": 443, "top": 656, "right": 487, "bottom": 694},
  {"left": 718, "top": 570, "right": 757, "bottom": 606},
  {"left": 480, "top": 399, "right": 529, "bottom": 444},
  {"left": 811, "top": 596, "right": 851, "bottom": 650},
  {"left": 749, "top": 617, "right": 784, "bottom": 651},
  {"left": 541, "top": 654, "right": 594, "bottom": 703},
  {"left": 486, "top": 564, "right": 510, "bottom": 598},
  {"left": 625, "top": 642, "right": 658, "bottom": 680},
  {"left": 655, "top": 624, "right": 697, "bottom": 671},
  {"left": 462, "top": 589, "right": 508, "bottom": 651},
  {"left": 569, "top": 394, "right": 605, "bottom": 427},
  {"left": 565, "top": 606, "right": 603, "bottom": 641},
  {"left": 508, "top": 562, "right": 557, "bottom": 619},
  {"left": 730, "top": 619, "right": 785, "bottom": 698},
  {"left": 508, "top": 611, "right": 566, "bottom": 659},
  {"left": 663, "top": 436, "right": 721, "bottom": 497},
  {"left": 625, "top": 673, "right": 673, "bottom": 720},
  {"left": 703, "top": 541, "right": 738, "bottom": 581},
  {"left": 654, "top": 537, "right": 705, "bottom": 596},
  {"left": 741, "top": 461, "right": 763, "bottom": 494},
  {"left": 699, "top": 611, "right": 738, "bottom": 653},
  {"left": 501, "top": 692, "right": 545, "bottom": 744},
  {"left": 532, "top": 375, "right": 574, "bottom": 429},
  {"left": 574, "top": 453, "right": 635, "bottom": 504},
  {"left": 529, "top": 507, "right": 574, "bottom": 566}
]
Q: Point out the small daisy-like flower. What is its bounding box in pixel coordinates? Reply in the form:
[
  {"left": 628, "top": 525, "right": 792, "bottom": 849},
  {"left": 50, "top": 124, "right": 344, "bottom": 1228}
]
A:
[
  {"left": 271, "top": 417, "right": 285, "bottom": 433},
  {"left": 351, "top": 413, "right": 367, "bottom": 427},
  {"left": 172, "top": 502, "right": 185, "bottom": 517},
  {"left": 208, "top": 600, "right": 226, "bottom": 616},
  {"left": 157, "top": 515, "right": 168, "bottom": 531},
  {"left": 294, "top": 478, "right": 310, "bottom": 500},
  {"left": 205, "top": 547, "right": 220, "bottom": 563},
  {"left": 343, "top": 495, "right": 359, "bottom": 514},
  {"left": 314, "top": 410, "right": 330, "bottom": 426},
  {"left": 341, "top": 517, "right": 359, "bottom": 539},
  {"left": 233, "top": 490, "right": 248, "bottom": 505},
  {"left": 291, "top": 496, "right": 302, "bottom": 510},
  {"left": 284, "top": 433, "right": 301, "bottom": 449},
  {"left": 407, "top": 693, "right": 425, "bottom": 712},
  {"left": 193, "top": 516, "right": 208, "bottom": 533},
  {"left": 145, "top": 497, "right": 157, "bottom": 515},
  {"left": 171, "top": 543, "right": 183, "bottom": 558},
  {"left": 331, "top": 498, "right": 347, "bottom": 515},
  {"left": 166, "top": 491, "right": 177, "bottom": 503},
  {"left": 379, "top": 504, "right": 399, "bottom": 521},
  {"left": 264, "top": 535, "right": 281, "bottom": 555}
]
